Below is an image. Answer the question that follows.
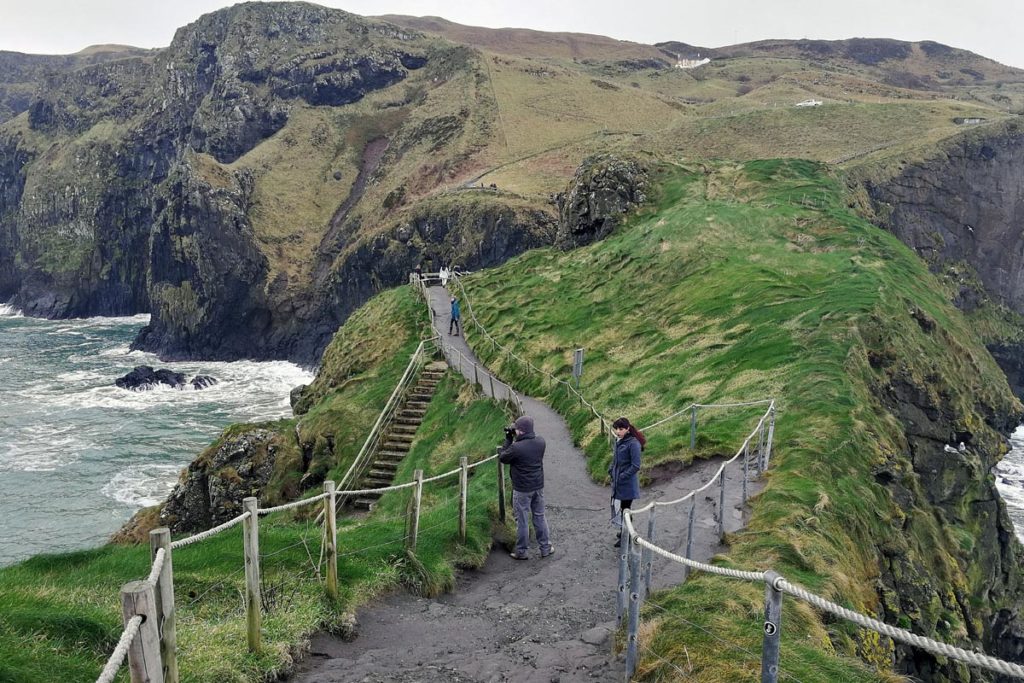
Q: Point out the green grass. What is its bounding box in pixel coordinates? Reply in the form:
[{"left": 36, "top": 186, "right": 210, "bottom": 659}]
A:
[
  {"left": 454, "top": 158, "right": 1019, "bottom": 680},
  {"left": 0, "top": 285, "right": 511, "bottom": 683}
]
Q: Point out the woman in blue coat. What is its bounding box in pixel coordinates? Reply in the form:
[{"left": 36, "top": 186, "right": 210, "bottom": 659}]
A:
[{"left": 609, "top": 416, "right": 643, "bottom": 547}]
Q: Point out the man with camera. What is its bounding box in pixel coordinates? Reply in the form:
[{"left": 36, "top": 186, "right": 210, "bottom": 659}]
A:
[{"left": 499, "top": 415, "right": 554, "bottom": 560}]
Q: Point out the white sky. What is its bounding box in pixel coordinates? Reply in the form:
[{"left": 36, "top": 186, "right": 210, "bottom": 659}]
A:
[{"left": 0, "top": 0, "right": 1021, "bottom": 70}]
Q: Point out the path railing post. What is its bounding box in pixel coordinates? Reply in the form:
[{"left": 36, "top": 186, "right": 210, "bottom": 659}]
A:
[
  {"left": 617, "top": 527, "right": 630, "bottom": 621},
  {"left": 149, "top": 529, "right": 177, "bottom": 683},
  {"left": 121, "top": 580, "right": 164, "bottom": 683},
  {"left": 459, "top": 456, "right": 469, "bottom": 543},
  {"left": 488, "top": 372, "right": 496, "bottom": 399},
  {"left": 690, "top": 405, "right": 698, "bottom": 449},
  {"left": 743, "top": 441, "right": 749, "bottom": 504},
  {"left": 761, "top": 571, "right": 783, "bottom": 683},
  {"left": 324, "top": 481, "right": 338, "bottom": 601},
  {"left": 642, "top": 507, "right": 657, "bottom": 598},
  {"left": 718, "top": 470, "right": 726, "bottom": 539},
  {"left": 496, "top": 450, "right": 507, "bottom": 523},
  {"left": 764, "top": 406, "right": 776, "bottom": 470},
  {"left": 758, "top": 418, "right": 766, "bottom": 475},
  {"left": 625, "top": 534, "right": 642, "bottom": 680},
  {"left": 684, "top": 496, "right": 695, "bottom": 582},
  {"left": 407, "top": 469, "right": 424, "bottom": 550},
  {"left": 242, "top": 498, "right": 262, "bottom": 653}
]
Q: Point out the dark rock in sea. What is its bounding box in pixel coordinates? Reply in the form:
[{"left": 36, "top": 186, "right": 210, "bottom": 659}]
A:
[
  {"left": 190, "top": 375, "right": 218, "bottom": 390},
  {"left": 115, "top": 365, "right": 187, "bottom": 391}
]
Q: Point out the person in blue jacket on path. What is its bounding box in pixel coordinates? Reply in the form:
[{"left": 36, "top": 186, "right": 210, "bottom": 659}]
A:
[
  {"left": 449, "top": 296, "right": 461, "bottom": 336},
  {"left": 610, "top": 416, "right": 644, "bottom": 547}
]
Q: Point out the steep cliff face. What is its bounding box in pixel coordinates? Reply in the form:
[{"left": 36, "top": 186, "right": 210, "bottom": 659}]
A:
[{"left": 863, "top": 122, "right": 1024, "bottom": 315}]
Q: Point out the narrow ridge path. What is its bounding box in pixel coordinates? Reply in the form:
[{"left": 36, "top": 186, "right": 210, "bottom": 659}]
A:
[{"left": 291, "top": 285, "right": 759, "bottom": 682}]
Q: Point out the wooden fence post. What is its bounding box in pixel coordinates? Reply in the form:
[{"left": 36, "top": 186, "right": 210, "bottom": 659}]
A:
[
  {"left": 121, "top": 580, "right": 163, "bottom": 683},
  {"left": 690, "top": 405, "right": 698, "bottom": 449},
  {"left": 149, "top": 529, "right": 177, "bottom": 683},
  {"left": 496, "top": 449, "right": 507, "bottom": 523},
  {"left": 459, "top": 456, "right": 469, "bottom": 543},
  {"left": 324, "top": 481, "right": 338, "bottom": 601},
  {"left": 718, "top": 469, "right": 727, "bottom": 539},
  {"left": 761, "top": 571, "right": 783, "bottom": 683},
  {"left": 406, "top": 469, "right": 424, "bottom": 550},
  {"left": 473, "top": 362, "right": 480, "bottom": 389},
  {"left": 242, "top": 497, "right": 262, "bottom": 653}
]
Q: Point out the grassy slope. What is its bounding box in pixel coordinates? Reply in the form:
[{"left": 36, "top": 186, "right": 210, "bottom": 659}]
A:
[
  {"left": 456, "top": 159, "right": 1020, "bottom": 680},
  {"left": 0, "top": 285, "right": 511, "bottom": 683}
]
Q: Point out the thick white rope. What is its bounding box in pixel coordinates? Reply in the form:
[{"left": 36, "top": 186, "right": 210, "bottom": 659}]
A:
[
  {"left": 94, "top": 615, "right": 143, "bottom": 683},
  {"left": 775, "top": 579, "right": 1024, "bottom": 679},
  {"left": 170, "top": 511, "right": 250, "bottom": 549},
  {"left": 468, "top": 453, "right": 499, "bottom": 469},
  {"left": 144, "top": 548, "right": 166, "bottom": 587},
  {"left": 258, "top": 491, "right": 330, "bottom": 515}
]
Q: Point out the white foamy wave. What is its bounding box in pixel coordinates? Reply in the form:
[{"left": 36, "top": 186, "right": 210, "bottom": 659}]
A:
[
  {"left": 0, "top": 431, "right": 83, "bottom": 472},
  {"left": 0, "top": 303, "right": 22, "bottom": 317},
  {"left": 101, "top": 463, "right": 182, "bottom": 507}
]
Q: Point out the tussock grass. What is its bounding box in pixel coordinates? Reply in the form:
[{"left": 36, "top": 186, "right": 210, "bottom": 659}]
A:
[
  {"left": 0, "top": 285, "right": 510, "bottom": 682},
  {"left": 457, "top": 159, "right": 1019, "bottom": 680}
]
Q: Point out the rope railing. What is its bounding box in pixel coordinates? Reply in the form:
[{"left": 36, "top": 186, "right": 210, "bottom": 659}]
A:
[
  {"left": 618, "top": 405, "right": 1024, "bottom": 682},
  {"left": 95, "top": 615, "right": 144, "bottom": 683}
]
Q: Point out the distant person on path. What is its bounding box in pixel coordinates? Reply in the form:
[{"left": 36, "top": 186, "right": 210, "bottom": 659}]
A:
[
  {"left": 439, "top": 265, "right": 450, "bottom": 287},
  {"left": 414, "top": 264, "right": 423, "bottom": 282},
  {"left": 499, "top": 415, "right": 554, "bottom": 559},
  {"left": 610, "top": 416, "right": 644, "bottom": 547},
  {"left": 449, "top": 296, "right": 461, "bottom": 336}
]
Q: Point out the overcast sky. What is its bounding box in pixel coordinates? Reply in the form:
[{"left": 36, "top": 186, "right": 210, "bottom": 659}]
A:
[{"left": 1, "top": 0, "right": 1021, "bottom": 70}]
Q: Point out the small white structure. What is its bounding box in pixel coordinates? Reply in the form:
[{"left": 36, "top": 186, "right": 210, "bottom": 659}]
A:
[
  {"left": 795, "top": 99, "right": 823, "bottom": 107},
  {"left": 674, "top": 53, "right": 710, "bottom": 69}
]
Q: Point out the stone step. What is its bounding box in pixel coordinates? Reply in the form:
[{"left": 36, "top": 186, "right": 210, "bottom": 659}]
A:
[
  {"left": 389, "top": 433, "right": 415, "bottom": 442},
  {"left": 400, "top": 408, "right": 427, "bottom": 417},
  {"left": 352, "top": 498, "right": 379, "bottom": 510},
  {"left": 363, "top": 477, "right": 393, "bottom": 488},
  {"left": 391, "top": 423, "right": 418, "bottom": 432},
  {"left": 377, "top": 450, "right": 408, "bottom": 460},
  {"left": 406, "top": 401, "right": 430, "bottom": 409},
  {"left": 395, "top": 416, "right": 422, "bottom": 426},
  {"left": 382, "top": 442, "right": 411, "bottom": 451},
  {"left": 408, "top": 393, "right": 433, "bottom": 401},
  {"left": 370, "top": 466, "right": 397, "bottom": 476}
]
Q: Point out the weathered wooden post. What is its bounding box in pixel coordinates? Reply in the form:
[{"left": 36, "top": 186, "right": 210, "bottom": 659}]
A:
[
  {"left": 684, "top": 495, "right": 696, "bottom": 582},
  {"left": 718, "top": 470, "right": 726, "bottom": 539},
  {"left": 121, "top": 580, "right": 164, "bottom": 683},
  {"left": 149, "top": 529, "right": 177, "bottom": 683},
  {"left": 690, "top": 405, "right": 698, "bottom": 449},
  {"left": 758, "top": 418, "right": 766, "bottom": 475},
  {"left": 488, "top": 372, "right": 496, "bottom": 399},
  {"left": 761, "top": 571, "right": 783, "bottom": 683},
  {"left": 324, "top": 481, "right": 338, "bottom": 601},
  {"left": 642, "top": 507, "right": 658, "bottom": 598},
  {"left": 617, "top": 529, "right": 630, "bottom": 621},
  {"left": 625, "top": 538, "right": 642, "bottom": 679},
  {"left": 406, "top": 469, "right": 424, "bottom": 550},
  {"left": 473, "top": 362, "right": 480, "bottom": 389},
  {"left": 764, "top": 406, "right": 776, "bottom": 470},
  {"left": 459, "top": 456, "right": 469, "bottom": 544},
  {"left": 496, "top": 448, "right": 507, "bottom": 523},
  {"left": 743, "top": 440, "right": 749, "bottom": 504},
  {"left": 242, "top": 497, "right": 262, "bottom": 653}
]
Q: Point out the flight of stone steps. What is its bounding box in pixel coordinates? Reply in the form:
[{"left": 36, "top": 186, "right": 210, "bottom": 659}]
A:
[{"left": 351, "top": 361, "right": 448, "bottom": 511}]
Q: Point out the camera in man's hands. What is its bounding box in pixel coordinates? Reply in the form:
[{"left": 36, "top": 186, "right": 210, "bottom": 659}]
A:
[{"left": 504, "top": 425, "right": 517, "bottom": 441}]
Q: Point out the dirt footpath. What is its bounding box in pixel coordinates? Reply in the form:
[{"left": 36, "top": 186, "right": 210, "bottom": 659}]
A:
[{"left": 290, "top": 285, "right": 759, "bottom": 682}]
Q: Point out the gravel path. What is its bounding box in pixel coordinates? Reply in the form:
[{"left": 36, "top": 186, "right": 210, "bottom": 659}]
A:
[{"left": 290, "top": 285, "right": 761, "bottom": 682}]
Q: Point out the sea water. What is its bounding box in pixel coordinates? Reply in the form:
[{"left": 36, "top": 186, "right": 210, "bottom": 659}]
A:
[
  {"left": 995, "top": 425, "right": 1024, "bottom": 544},
  {"left": 0, "top": 304, "right": 312, "bottom": 567}
]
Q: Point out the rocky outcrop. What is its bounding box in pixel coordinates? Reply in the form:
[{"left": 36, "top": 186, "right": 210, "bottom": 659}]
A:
[
  {"left": 863, "top": 122, "right": 1024, "bottom": 315},
  {"left": 115, "top": 365, "right": 218, "bottom": 390},
  {"left": 555, "top": 153, "right": 649, "bottom": 249},
  {"left": 160, "top": 429, "right": 278, "bottom": 533}
]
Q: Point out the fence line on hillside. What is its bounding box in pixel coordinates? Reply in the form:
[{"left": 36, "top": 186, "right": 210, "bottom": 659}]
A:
[
  {"left": 615, "top": 411, "right": 1024, "bottom": 681},
  {"left": 441, "top": 272, "right": 1024, "bottom": 681}
]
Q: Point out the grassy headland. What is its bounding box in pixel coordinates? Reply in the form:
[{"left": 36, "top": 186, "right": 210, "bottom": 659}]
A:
[{"left": 456, "top": 158, "right": 1021, "bottom": 680}]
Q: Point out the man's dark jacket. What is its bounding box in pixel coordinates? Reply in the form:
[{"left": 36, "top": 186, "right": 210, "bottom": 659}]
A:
[{"left": 499, "top": 431, "right": 546, "bottom": 493}]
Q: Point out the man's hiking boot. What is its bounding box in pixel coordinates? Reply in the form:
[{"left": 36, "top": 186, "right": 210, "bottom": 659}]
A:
[
  {"left": 541, "top": 546, "right": 555, "bottom": 558},
  {"left": 510, "top": 552, "right": 529, "bottom": 560}
]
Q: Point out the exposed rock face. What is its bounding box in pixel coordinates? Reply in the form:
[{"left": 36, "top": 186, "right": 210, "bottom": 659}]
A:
[
  {"left": 870, "top": 346, "right": 1024, "bottom": 681},
  {"left": 160, "top": 429, "right": 277, "bottom": 533},
  {"left": 864, "top": 122, "right": 1024, "bottom": 314},
  {"left": 555, "top": 153, "right": 649, "bottom": 249}
]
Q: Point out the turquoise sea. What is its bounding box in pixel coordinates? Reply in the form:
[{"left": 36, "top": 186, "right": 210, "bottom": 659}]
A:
[{"left": 0, "top": 304, "right": 312, "bottom": 567}]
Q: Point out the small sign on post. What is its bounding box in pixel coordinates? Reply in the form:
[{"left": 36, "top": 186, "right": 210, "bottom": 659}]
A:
[{"left": 572, "top": 348, "right": 585, "bottom": 390}]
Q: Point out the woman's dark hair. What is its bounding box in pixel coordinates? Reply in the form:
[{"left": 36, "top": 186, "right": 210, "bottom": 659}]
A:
[{"left": 612, "top": 417, "right": 646, "bottom": 450}]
